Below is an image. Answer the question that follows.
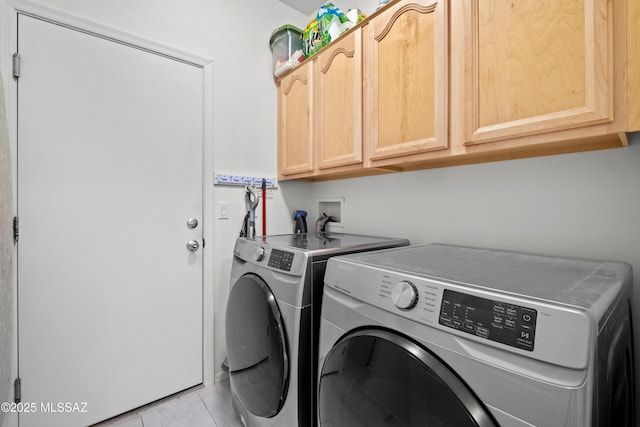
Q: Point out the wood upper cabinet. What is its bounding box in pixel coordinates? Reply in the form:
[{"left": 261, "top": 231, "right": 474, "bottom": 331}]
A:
[
  {"left": 278, "top": 31, "right": 362, "bottom": 179},
  {"left": 629, "top": 0, "right": 640, "bottom": 131},
  {"left": 364, "top": 0, "right": 448, "bottom": 166},
  {"left": 451, "top": 0, "right": 628, "bottom": 148},
  {"left": 276, "top": 0, "right": 637, "bottom": 181},
  {"left": 315, "top": 29, "right": 363, "bottom": 172},
  {"left": 277, "top": 61, "right": 313, "bottom": 179}
]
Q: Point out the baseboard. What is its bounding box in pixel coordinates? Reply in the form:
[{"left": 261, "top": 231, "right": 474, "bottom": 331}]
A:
[{"left": 214, "top": 370, "right": 229, "bottom": 384}]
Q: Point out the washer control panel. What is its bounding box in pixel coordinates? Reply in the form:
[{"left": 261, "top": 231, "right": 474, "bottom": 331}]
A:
[
  {"left": 325, "top": 255, "right": 593, "bottom": 369},
  {"left": 439, "top": 289, "right": 537, "bottom": 351}
]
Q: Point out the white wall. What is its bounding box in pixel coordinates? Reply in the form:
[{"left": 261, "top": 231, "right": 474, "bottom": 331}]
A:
[{"left": 306, "top": 134, "right": 640, "bottom": 409}]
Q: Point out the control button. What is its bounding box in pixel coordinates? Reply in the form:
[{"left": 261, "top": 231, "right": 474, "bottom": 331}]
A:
[
  {"left": 522, "top": 314, "right": 532, "bottom": 322},
  {"left": 476, "top": 327, "right": 489, "bottom": 338},
  {"left": 391, "top": 281, "right": 418, "bottom": 310},
  {"left": 255, "top": 246, "right": 265, "bottom": 262}
]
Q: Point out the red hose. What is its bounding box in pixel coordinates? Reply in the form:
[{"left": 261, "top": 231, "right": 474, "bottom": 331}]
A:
[{"left": 261, "top": 179, "right": 267, "bottom": 236}]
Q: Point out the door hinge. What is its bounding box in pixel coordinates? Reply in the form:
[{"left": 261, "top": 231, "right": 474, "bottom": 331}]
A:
[
  {"left": 13, "top": 216, "right": 19, "bottom": 243},
  {"left": 12, "top": 53, "right": 20, "bottom": 79},
  {"left": 14, "top": 377, "right": 21, "bottom": 403}
]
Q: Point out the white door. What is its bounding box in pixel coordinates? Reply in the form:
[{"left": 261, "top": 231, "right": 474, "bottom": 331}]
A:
[{"left": 16, "top": 15, "right": 204, "bottom": 427}]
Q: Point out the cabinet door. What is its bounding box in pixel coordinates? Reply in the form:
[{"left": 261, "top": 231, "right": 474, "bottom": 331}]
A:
[
  {"left": 315, "top": 29, "right": 363, "bottom": 171},
  {"left": 364, "top": 0, "right": 448, "bottom": 165},
  {"left": 456, "top": 0, "right": 616, "bottom": 146},
  {"left": 278, "top": 61, "right": 313, "bottom": 178},
  {"left": 629, "top": 0, "right": 640, "bottom": 131}
]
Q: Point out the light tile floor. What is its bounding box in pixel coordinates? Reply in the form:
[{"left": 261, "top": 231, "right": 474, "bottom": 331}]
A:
[{"left": 95, "top": 379, "right": 243, "bottom": 427}]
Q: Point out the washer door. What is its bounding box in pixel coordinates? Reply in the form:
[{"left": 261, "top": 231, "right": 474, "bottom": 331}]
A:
[
  {"left": 318, "top": 329, "right": 497, "bottom": 427},
  {"left": 225, "top": 273, "right": 288, "bottom": 417}
]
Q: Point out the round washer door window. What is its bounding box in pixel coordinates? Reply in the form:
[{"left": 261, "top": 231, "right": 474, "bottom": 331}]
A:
[
  {"left": 318, "top": 329, "right": 497, "bottom": 427},
  {"left": 225, "top": 273, "right": 288, "bottom": 417}
]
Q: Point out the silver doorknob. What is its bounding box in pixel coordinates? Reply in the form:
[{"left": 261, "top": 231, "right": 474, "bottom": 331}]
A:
[
  {"left": 187, "top": 240, "right": 200, "bottom": 252},
  {"left": 186, "top": 218, "right": 199, "bottom": 229}
]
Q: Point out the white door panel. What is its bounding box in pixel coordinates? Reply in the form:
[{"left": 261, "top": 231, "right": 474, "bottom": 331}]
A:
[{"left": 17, "top": 15, "right": 203, "bottom": 427}]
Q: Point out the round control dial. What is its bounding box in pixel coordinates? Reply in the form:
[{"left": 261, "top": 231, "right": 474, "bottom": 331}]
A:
[
  {"left": 255, "top": 246, "right": 265, "bottom": 262},
  {"left": 391, "top": 281, "right": 418, "bottom": 310}
]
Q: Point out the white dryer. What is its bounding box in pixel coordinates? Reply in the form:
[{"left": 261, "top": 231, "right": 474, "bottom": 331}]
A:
[{"left": 318, "top": 244, "right": 634, "bottom": 426}]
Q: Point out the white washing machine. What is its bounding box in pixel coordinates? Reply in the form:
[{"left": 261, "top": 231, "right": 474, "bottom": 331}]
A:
[
  {"left": 225, "top": 233, "right": 408, "bottom": 427},
  {"left": 318, "top": 244, "right": 635, "bottom": 427}
]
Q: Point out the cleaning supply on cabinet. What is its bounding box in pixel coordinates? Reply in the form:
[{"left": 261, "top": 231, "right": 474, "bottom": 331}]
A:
[
  {"left": 303, "top": 3, "right": 362, "bottom": 58},
  {"left": 346, "top": 8, "right": 366, "bottom": 25},
  {"left": 269, "top": 25, "right": 305, "bottom": 78}
]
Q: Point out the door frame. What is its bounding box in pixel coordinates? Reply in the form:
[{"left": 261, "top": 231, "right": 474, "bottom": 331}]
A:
[{"left": 0, "top": 0, "right": 216, "bottom": 419}]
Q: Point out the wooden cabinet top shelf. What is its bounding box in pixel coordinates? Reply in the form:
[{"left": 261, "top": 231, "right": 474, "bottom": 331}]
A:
[{"left": 274, "top": 0, "right": 401, "bottom": 82}]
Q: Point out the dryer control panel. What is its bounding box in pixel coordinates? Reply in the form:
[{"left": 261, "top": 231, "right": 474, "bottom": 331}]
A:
[
  {"left": 268, "top": 249, "right": 295, "bottom": 271},
  {"left": 439, "top": 289, "right": 537, "bottom": 351},
  {"left": 234, "top": 239, "right": 306, "bottom": 276}
]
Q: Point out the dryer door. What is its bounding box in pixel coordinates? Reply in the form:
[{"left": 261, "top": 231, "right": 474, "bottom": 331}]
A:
[
  {"left": 225, "top": 273, "right": 288, "bottom": 417},
  {"left": 318, "top": 329, "right": 497, "bottom": 427}
]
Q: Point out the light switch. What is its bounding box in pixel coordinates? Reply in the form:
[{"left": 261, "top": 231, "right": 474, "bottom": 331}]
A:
[{"left": 219, "top": 201, "right": 230, "bottom": 219}]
